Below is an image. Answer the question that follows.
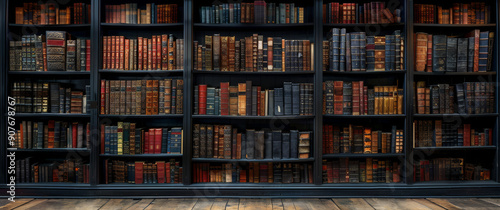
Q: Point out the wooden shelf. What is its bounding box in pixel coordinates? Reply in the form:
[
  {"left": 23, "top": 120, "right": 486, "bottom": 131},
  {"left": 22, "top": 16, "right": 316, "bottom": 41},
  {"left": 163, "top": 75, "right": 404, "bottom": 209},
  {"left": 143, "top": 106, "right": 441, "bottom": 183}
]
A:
[
  {"left": 99, "top": 69, "right": 183, "bottom": 75},
  {"left": 12, "top": 113, "right": 91, "bottom": 118},
  {"left": 192, "top": 158, "right": 315, "bottom": 163},
  {"left": 413, "top": 113, "right": 498, "bottom": 118},
  {"left": 194, "top": 23, "right": 313, "bottom": 30},
  {"left": 323, "top": 114, "right": 405, "bottom": 118},
  {"left": 413, "top": 23, "right": 496, "bottom": 28},
  {"left": 100, "top": 154, "right": 183, "bottom": 158},
  {"left": 7, "top": 148, "right": 90, "bottom": 152},
  {"left": 324, "top": 70, "right": 406, "bottom": 75},
  {"left": 192, "top": 115, "right": 314, "bottom": 120},
  {"left": 193, "top": 70, "right": 314, "bottom": 75},
  {"left": 413, "top": 71, "right": 496, "bottom": 76},
  {"left": 99, "top": 114, "right": 184, "bottom": 118},
  {"left": 323, "top": 153, "right": 404, "bottom": 158}
]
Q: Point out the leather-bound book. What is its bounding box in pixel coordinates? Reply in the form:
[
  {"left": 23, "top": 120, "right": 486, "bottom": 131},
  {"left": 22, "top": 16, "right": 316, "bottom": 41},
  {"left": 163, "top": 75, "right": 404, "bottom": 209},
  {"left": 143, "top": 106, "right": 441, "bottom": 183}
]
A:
[
  {"left": 415, "top": 33, "right": 427, "bottom": 72},
  {"left": 432, "top": 35, "right": 447, "bottom": 72},
  {"left": 446, "top": 37, "right": 457, "bottom": 72}
]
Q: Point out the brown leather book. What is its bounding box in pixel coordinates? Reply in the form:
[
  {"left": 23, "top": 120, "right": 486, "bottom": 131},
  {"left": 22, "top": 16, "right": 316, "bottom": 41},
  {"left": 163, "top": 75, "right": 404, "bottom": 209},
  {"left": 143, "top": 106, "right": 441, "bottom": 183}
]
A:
[
  {"left": 252, "top": 34, "right": 258, "bottom": 72},
  {"left": 228, "top": 36, "right": 235, "bottom": 71},
  {"left": 221, "top": 36, "right": 228, "bottom": 71},
  {"left": 374, "top": 36, "right": 385, "bottom": 71},
  {"left": 145, "top": 80, "right": 153, "bottom": 115},
  {"left": 415, "top": 33, "right": 428, "bottom": 72},
  {"left": 426, "top": 35, "right": 433, "bottom": 72},
  {"left": 124, "top": 39, "right": 130, "bottom": 70},
  {"left": 237, "top": 83, "right": 246, "bottom": 115},
  {"left": 168, "top": 35, "right": 175, "bottom": 70},
  {"left": 152, "top": 80, "right": 159, "bottom": 114},
  {"left": 206, "top": 35, "right": 214, "bottom": 70},
  {"left": 245, "top": 37, "right": 252, "bottom": 71},
  {"left": 229, "top": 86, "right": 238, "bottom": 115}
]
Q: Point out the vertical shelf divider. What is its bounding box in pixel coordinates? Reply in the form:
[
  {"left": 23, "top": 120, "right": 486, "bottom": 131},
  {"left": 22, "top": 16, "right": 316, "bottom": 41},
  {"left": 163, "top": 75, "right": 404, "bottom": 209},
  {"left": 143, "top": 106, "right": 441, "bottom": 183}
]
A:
[
  {"left": 0, "top": 0, "right": 6, "bottom": 185},
  {"left": 406, "top": 0, "right": 415, "bottom": 185},
  {"left": 314, "top": 0, "right": 324, "bottom": 185},
  {"left": 183, "top": 0, "right": 193, "bottom": 185},
  {"left": 90, "top": 0, "right": 100, "bottom": 186}
]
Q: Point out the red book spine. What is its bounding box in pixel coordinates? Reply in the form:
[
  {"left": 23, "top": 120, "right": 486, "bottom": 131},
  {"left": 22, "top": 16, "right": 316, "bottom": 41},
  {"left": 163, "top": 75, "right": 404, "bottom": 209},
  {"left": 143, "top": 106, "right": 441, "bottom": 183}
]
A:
[
  {"left": 149, "top": 129, "right": 155, "bottom": 154},
  {"left": 488, "top": 129, "right": 493, "bottom": 146},
  {"left": 135, "top": 162, "right": 144, "bottom": 184},
  {"left": 72, "top": 123, "right": 78, "bottom": 148},
  {"left": 363, "top": 87, "right": 368, "bottom": 115},
  {"left": 328, "top": 125, "right": 334, "bottom": 154},
  {"left": 100, "top": 80, "right": 106, "bottom": 114},
  {"left": 154, "top": 128, "right": 162, "bottom": 154},
  {"left": 138, "top": 37, "right": 143, "bottom": 70},
  {"left": 144, "top": 131, "right": 149, "bottom": 154},
  {"left": 256, "top": 86, "right": 261, "bottom": 115},
  {"left": 220, "top": 82, "right": 229, "bottom": 115},
  {"left": 86, "top": 40, "right": 91, "bottom": 71},
  {"left": 198, "top": 85, "right": 207, "bottom": 115},
  {"left": 124, "top": 39, "right": 130, "bottom": 70},
  {"left": 157, "top": 161, "right": 165, "bottom": 184},
  {"left": 152, "top": 35, "right": 157, "bottom": 70},
  {"left": 107, "top": 36, "right": 111, "bottom": 69},
  {"left": 100, "top": 124, "right": 105, "bottom": 154},
  {"left": 359, "top": 81, "right": 364, "bottom": 115},
  {"left": 156, "top": 36, "right": 161, "bottom": 70},
  {"left": 464, "top": 124, "right": 471, "bottom": 146},
  {"left": 111, "top": 36, "right": 116, "bottom": 69},
  {"left": 119, "top": 36, "right": 124, "bottom": 70},
  {"left": 166, "top": 162, "right": 171, "bottom": 183}
]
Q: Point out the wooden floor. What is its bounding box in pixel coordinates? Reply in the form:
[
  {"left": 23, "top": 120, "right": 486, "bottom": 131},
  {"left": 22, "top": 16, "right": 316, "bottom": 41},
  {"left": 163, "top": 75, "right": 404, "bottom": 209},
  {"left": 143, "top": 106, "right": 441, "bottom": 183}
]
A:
[{"left": 1, "top": 198, "right": 500, "bottom": 210}]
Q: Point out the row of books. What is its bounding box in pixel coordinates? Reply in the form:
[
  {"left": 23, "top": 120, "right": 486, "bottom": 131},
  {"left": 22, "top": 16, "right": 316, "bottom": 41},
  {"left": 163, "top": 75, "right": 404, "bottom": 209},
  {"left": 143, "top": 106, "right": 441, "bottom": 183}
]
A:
[
  {"left": 195, "top": 82, "right": 314, "bottom": 116},
  {"left": 414, "top": 158, "right": 490, "bottom": 182},
  {"left": 15, "top": 157, "right": 89, "bottom": 184},
  {"left": 323, "top": 81, "right": 403, "bottom": 115},
  {"left": 104, "top": 3, "right": 179, "bottom": 24},
  {"left": 193, "top": 125, "right": 311, "bottom": 160},
  {"left": 105, "top": 159, "right": 182, "bottom": 184},
  {"left": 415, "top": 81, "right": 495, "bottom": 114},
  {"left": 415, "top": 30, "right": 494, "bottom": 72},
  {"left": 414, "top": 120, "right": 493, "bottom": 147},
  {"left": 323, "top": 2, "right": 402, "bottom": 24},
  {"left": 12, "top": 120, "right": 89, "bottom": 149},
  {"left": 15, "top": 3, "right": 90, "bottom": 25},
  {"left": 10, "top": 34, "right": 90, "bottom": 71},
  {"left": 194, "top": 34, "right": 313, "bottom": 72},
  {"left": 11, "top": 82, "right": 90, "bottom": 114},
  {"left": 199, "top": 2, "right": 306, "bottom": 24},
  {"left": 322, "top": 158, "right": 401, "bottom": 183},
  {"left": 322, "top": 125, "right": 403, "bottom": 154},
  {"left": 325, "top": 29, "right": 404, "bottom": 72},
  {"left": 102, "top": 35, "right": 184, "bottom": 70},
  {"left": 193, "top": 162, "right": 312, "bottom": 184},
  {"left": 414, "top": 3, "right": 491, "bottom": 24},
  {"left": 100, "top": 79, "right": 184, "bottom": 115},
  {"left": 102, "top": 123, "right": 182, "bottom": 155}
]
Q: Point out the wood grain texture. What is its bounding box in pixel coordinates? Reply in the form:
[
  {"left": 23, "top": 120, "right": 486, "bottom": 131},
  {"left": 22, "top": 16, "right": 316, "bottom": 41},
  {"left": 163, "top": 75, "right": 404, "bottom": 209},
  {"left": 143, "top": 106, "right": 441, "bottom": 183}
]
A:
[
  {"left": 436, "top": 198, "right": 500, "bottom": 209},
  {"left": 192, "top": 198, "right": 214, "bottom": 210},
  {"left": 225, "top": 199, "right": 240, "bottom": 210},
  {"left": 145, "top": 199, "right": 198, "bottom": 210},
  {"left": 0, "top": 198, "right": 34, "bottom": 210},
  {"left": 281, "top": 199, "right": 296, "bottom": 209},
  {"left": 425, "top": 198, "right": 462, "bottom": 210},
  {"left": 240, "top": 198, "right": 272, "bottom": 210},
  {"left": 100, "top": 199, "right": 140, "bottom": 210},
  {"left": 410, "top": 199, "right": 446, "bottom": 210},
  {"left": 271, "top": 199, "right": 284, "bottom": 210},
  {"left": 211, "top": 198, "right": 228, "bottom": 209},
  {"left": 333, "top": 198, "right": 373, "bottom": 210},
  {"left": 126, "top": 199, "right": 154, "bottom": 209},
  {"left": 364, "top": 198, "right": 435, "bottom": 210},
  {"left": 480, "top": 198, "right": 500, "bottom": 207}
]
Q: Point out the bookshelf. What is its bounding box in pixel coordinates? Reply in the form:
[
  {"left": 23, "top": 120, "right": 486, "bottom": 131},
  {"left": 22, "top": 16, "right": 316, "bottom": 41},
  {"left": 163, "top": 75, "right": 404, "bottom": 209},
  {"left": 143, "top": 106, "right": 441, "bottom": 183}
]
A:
[{"left": 0, "top": 0, "right": 499, "bottom": 197}]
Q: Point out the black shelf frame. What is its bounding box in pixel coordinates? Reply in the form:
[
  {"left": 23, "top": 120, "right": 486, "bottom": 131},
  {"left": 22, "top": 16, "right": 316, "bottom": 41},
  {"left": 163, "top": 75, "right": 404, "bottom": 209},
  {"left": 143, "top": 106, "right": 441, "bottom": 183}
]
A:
[
  {"left": 192, "top": 158, "right": 315, "bottom": 163},
  {"left": 0, "top": 0, "right": 499, "bottom": 197}
]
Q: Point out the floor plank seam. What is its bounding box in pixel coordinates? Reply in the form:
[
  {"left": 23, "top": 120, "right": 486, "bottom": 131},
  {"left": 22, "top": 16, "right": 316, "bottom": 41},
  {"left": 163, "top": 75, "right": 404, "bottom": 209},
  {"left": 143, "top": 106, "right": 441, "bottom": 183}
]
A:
[
  {"left": 143, "top": 199, "right": 155, "bottom": 210},
  {"left": 480, "top": 199, "right": 500, "bottom": 207},
  {"left": 425, "top": 198, "right": 451, "bottom": 210},
  {"left": 328, "top": 199, "right": 342, "bottom": 210},
  {"left": 361, "top": 198, "right": 377, "bottom": 210},
  {"left": 12, "top": 199, "right": 36, "bottom": 210},
  {"left": 97, "top": 199, "right": 111, "bottom": 210}
]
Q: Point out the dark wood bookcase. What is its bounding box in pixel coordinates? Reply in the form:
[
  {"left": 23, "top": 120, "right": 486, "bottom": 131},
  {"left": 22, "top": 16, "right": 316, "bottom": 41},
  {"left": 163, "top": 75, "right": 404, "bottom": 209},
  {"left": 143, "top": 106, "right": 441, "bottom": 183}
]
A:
[{"left": 0, "top": 0, "right": 499, "bottom": 197}]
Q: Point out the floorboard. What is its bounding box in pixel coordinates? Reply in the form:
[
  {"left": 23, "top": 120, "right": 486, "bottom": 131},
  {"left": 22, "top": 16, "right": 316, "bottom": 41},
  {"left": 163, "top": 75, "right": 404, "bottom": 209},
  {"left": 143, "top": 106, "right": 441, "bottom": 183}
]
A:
[
  {"left": 239, "top": 198, "right": 272, "bottom": 210},
  {"left": 425, "top": 198, "right": 462, "bottom": 210},
  {"left": 281, "top": 199, "right": 296, "bottom": 209},
  {"left": 410, "top": 199, "right": 446, "bottom": 210},
  {"left": 192, "top": 198, "right": 214, "bottom": 210},
  {"left": 364, "top": 198, "right": 436, "bottom": 210},
  {"left": 210, "top": 198, "right": 228, "bottom": 209},
  {"left": 0, "top": 199, "right": 34, "bottom": 210},
  {"left": 225, "top": 199, "right": 240, "bottom": 210},
  {"left": 145, "top": 199, "right": 198, "bottom": 210},
  {"left": 436, "top": 198, "right": 500, "bottom": 209},
  {"left": 479, "top": 198, "right": 500, "bottom": 207},
  {"left": 126, "top": 199, "right": 153, "bottom": 210},
  {"left": 271, "top": 199, "right": 284, "bottom": 210},
  {"left": 332, "top": 198, "right": 373, "bottom": 210},
  {"left": 99, "top": 199, "right": 140, "bottom": 210}
]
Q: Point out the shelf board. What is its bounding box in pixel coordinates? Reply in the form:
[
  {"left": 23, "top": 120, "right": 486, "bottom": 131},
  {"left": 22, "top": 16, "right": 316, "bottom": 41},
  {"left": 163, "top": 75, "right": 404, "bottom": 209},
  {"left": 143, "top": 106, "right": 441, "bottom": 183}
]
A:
[
  {"left": 324, "top": 23, "right": 405, "bottom": 28},
  {"left": 413, "top": 146, "right": 497, "bottom": 151},
  {"left": 7, "top": 148, "right": 90, "bottom": 152},
  {"left": 323, "top": 114, "right": 405, "bottom": 118},
  {"left": 101, "top": 23, "right": 184, "bottom": 28},
  {"left": 323, "top": 153, "right": 404, "bottom": 158},
  {"left": 97, "top": 183, "right": 184, "bottom": 188},
  {"left": 9, "top": 24, "right": 91, "bottom": 29},
  {"left": 14, "top": 183, "right": 91, "bottom": 188},
  {"left": 8, "top": 71, "right": 90, "bottom": 76},
  {"left": 193, "top": 70, "right": 314, "bottom": 75},
  {"left": 413, "top": 71, "right": 497, "bottom": 76},
  {"left": 12, "top": 113, "right": 91, "bottom": 118},
  {"left": 324, "top": 70, "right": 406, "bottom": 75},
  {"left": 99, "top": 69, "right": 183, "bottom": 75},
  {"left": 413, "top": 23, "right": 496, "bottom": 28},
  {"left": 192, "top": 115, "right": 314, "bottom": 120},
  {"left": 413, "top": 113, "right": 498, "bottom": 118},
  {"left": 319, "top": 183, "right": 407, "bottom": 187},
  {"left": 411, "top": 180, "right": 497, "bottom": 186},
  {"left": 99, "top": 114, "right": 184, "bottom": 118},
  {"left": 192, "top": 158, "right": 315, "bottom": 163},
  {"left": 188, "top": 183, "right": 317, "bottom": 188},
  {"left": 100, "top": 154, "right": 183, "bottom": 158},
  {"left": 194, "top": 23, "right": 314, "bottom": 30}
]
